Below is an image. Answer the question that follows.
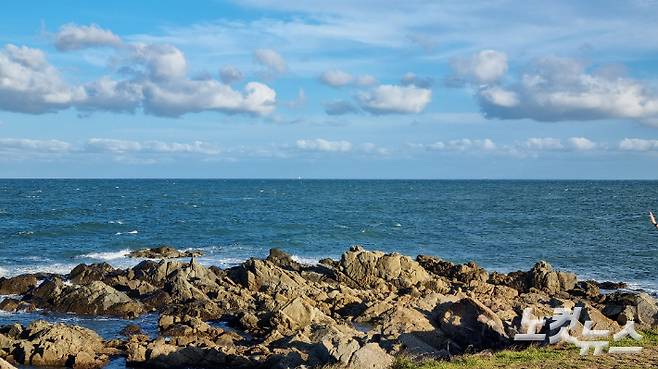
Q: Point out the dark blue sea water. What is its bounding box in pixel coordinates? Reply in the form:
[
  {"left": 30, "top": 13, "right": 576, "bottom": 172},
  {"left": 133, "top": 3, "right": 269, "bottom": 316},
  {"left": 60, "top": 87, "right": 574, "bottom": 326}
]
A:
[{"left": 0, "top": 179, "right": 657, "bottom": 351}]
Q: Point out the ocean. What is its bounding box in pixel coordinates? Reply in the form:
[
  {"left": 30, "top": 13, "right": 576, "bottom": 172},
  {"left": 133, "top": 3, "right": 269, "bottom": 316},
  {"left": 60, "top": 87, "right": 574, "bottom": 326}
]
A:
[{"left": 0, "top": 179, "right": 656, "bottom": 354}]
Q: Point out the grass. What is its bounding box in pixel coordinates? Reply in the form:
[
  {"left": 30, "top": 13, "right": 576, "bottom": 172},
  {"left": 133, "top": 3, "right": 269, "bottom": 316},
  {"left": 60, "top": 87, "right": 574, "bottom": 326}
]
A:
[{"left": 391, "top": 329, "right": 658, "bottom": 369}]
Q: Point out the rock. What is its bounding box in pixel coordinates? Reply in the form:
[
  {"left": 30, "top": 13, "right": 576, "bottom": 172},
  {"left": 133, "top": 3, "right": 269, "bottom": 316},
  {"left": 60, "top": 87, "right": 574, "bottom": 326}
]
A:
[
  {"left": 597, "top": 281, "right": 628, "bottom": 290},
  {"left": 0, "top": 275, "right": 38, "bottom": 295},
  {"left": 51, "top": 281, "right": 144, "bottom": 318},
  {"left": 0, "top": 298, "right": 34, "bottom": 313},
  {"left": 266, "top": 248, "right": 302, "bottom": 272},
  {"left": 530, "top": 261, "right": 576, "bottom": 295},
  {"left": 4, "top": 320, "right": 108, "bottom": 368},
  {"left": 338, "top": 246, "right": 431, "bottom": 289},
  {"left": 271, "top": 297, "right": 336, "bottom": 335},
  {"left": 68, "top": 263, "right": 115, "bottom": 285},
  {"left": 127, "top": 246, "right": 203, "bottom": 259},
  {"left": 120, "top": 324, "right": 144, "bottom": 337},
  {"left": 349, "top": 342, "right": 393, "bottom": 369},
  {"left": 602, "top": 291, "right": 658, "bottom": 329},
  {"left": 418, "top": 256, "right": 488, "bottom": 285},
  {"left": 569, "top": 280, "right": 601, "bottom": 300},
  {"left": 438, "top": 297, "right": 509, "bottom": 350},
  {"left": 0, "top": 357, "right": 16, "bottom": 369}
]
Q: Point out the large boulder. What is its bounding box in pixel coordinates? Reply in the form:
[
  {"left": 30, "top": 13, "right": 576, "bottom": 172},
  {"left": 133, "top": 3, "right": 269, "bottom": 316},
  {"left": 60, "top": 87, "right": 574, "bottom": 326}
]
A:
[
  {"left": 438, "top": 297, "right": 509, "bottom": 351},
  {"left": 601, "top": 292, "right": 658, "bottom": 329},
  {"left": 51, "top": 281, "right": 144, "bottom": 318},
  {"left": 0, "top": 275, "right": 38, "bottom": 295},
  {"left": 418, "top": 256, "right": 488, "bottom": 284},
  {"left": 0, "top": 320, "right": 109, "bottom": 368},
  {"left": 529, "top": 261, "right": 577, "bottom": 295},
  {"left": 337, "top": 246, "right": 430, "bottom": 290},
  {"left": 270, "top": 297, "right": 336, "bottom": 335},
  {"left": 68, "top": 263, "right": 115, "bottom": 285}
]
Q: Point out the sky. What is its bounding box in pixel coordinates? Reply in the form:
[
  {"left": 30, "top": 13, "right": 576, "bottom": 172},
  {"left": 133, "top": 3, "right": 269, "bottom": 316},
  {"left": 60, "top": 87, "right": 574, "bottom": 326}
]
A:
[{"left": 2, "top": 0, "right": 658, "bottom": 179}]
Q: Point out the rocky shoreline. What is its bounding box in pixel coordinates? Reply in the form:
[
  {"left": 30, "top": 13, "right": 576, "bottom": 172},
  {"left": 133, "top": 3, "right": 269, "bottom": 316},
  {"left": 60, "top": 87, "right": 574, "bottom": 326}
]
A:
[{"left": 0, "top": 246, "right": 656, "bottom": 368}]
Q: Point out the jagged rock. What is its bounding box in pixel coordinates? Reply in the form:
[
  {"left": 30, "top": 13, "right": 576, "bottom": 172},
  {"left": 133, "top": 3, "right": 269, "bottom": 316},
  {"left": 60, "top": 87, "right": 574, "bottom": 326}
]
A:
[
  {"left": 0, "top": 275, "right": 38, "bottom": 295},
  {"left": 0, "top": 357, "right": 16, "bottom": 369},
  {"left": 597, "top": 281, "right": 628, "bottom": 290},
  {"left": 68, "top": 263, "right": 115, "bottom": 285},
  {"left": 530, "top": 261, "right": 577, "bottom": 295},
  {"left": 338, "top": 246, "right": 431, "bottom": 290},
  {"left": 570, "top": 280, "right": 601, "bottom": 300},
  {"left": 266, "top": 248, "right": 302, "bottom": 272},
  {"left": 128, "top": 246, "right": 203, "bottom": 259},
  {"left": 0, "top": 298, "right": 35, "bottom": 313},
  {"left": 51, "top": 281, "right": 144, "bottom": 318},
  {"left": 120, "top": 324, "right": 144, "bottom": 337},
  {"left": 438, "top": 297, "right": 509, "bottom": 350},
  {"left": 0, "top": 320, "right": 108, "bottom": 368},
  {"left": 417, "top": 256, "right": 488, "bottom": 284},
  {"left": 601, "top": 291, "right": 658, "bottom": 329},
  {"left": 271, "top": 297, "right": 336, "bottom": 335}
]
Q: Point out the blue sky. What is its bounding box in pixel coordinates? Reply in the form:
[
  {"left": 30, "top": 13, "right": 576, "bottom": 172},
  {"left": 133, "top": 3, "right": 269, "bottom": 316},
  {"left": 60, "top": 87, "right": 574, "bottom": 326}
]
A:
[{"left": 2, "top": 0, "right": 658, "bottom": 178}]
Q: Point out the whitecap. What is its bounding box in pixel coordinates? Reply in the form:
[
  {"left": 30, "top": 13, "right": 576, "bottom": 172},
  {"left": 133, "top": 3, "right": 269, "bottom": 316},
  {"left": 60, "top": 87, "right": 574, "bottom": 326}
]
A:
[
  {"left": 115, "top": 230, "right": 138, "bottom": 235},
  {"left": 77, "top": 249, "right": 131, "bottom": 261},
  {"left": 394, "top": 223, "right": 402, "bottom": 227},
  {"left": 291, "top": 255, "right": 320, "bottom": 266},
  {"left": 108, "top": 220, "right": 124, "bottom": 225}
]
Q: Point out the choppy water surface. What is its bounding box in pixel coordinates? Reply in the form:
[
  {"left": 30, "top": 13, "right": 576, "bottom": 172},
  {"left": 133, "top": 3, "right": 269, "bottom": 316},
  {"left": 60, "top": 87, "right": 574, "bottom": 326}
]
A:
[{"left": 0, "top": 179, "right": 656, "bottom": 341}]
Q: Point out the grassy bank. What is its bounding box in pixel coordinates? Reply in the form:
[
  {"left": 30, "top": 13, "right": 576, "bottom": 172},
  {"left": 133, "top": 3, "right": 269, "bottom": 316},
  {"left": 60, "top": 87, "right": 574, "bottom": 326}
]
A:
[{"left": 392, "top": 329, "right": 658, "bottom": 369}]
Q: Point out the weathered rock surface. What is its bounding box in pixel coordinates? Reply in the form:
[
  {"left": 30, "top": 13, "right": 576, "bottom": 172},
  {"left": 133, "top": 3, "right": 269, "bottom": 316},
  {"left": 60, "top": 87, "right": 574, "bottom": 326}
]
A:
[
  {"left": 0, "top": 246, "right": 655, "bottom": 369},
  {"left": 0, "top": 275, "right": 38, "bottom": 295},
  {"left": 0, "top": 320, "right": 110, "bottom": 369},
  {"left": 127, "top": 246, "right": 203, "bottom": 259}
]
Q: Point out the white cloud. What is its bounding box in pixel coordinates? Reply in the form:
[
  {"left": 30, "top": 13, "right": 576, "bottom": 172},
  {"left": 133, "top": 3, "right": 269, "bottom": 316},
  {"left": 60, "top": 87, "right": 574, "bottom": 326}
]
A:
[
  {"left": 54, "top": 23, "right": 122, "bottom": 51},
  {"left": 476, "top": 56, "right": 658, "bottom": 124},
  {"left": 355, "top": 75, "right": 377, "bottom": 86},
  {"left": 414, "top": 138, "right": 497, "bottom": 152},
  {"left": 525, "top": 137, "right": 564, "bottom": 150},
  {"left": 0, "top": 44, "right": 81, "bottom": 113},
  {"left": 253, "top": 48, "right": 287, "bottom": 75},
  {"left": 78, "top": 77, "right": 143, "bottom": 113},
  {"left": 132, "top": 43, "right": 188, "bottom": 81},
  {"left": 85, "top": 138, "right": 221, "bottom": 155},
  {"left": 451, "top": 49, "right": 508, "bottom": 84},
  {"left": 567, "top": 137, "right": 596, "bottom": 151},
  {"left": 0, "top": 138, "right": 72, "bottom": 153},
  {"left": 142, "top": 80, "right": 276, "bottom": 117},
  {"left": 320, "top": 69, "right": 353, "bottom": 87},
  {"left": 358, "top": 142, "right": 390, "bottom": 156},
  {"left": 295, "top": 138, "right": 352, "bottom": 152},
  {"left": 619, "top": 138, "right": 658, "bottom": 151},
  {"left": 357, "top": 84, "right": 431, "bottom": 114},
  {"left": 324, "top": 100, "right": 359, "bottom": 115},
  {"left": 219, "top": 65, "right": 244, "bottom": 84}
]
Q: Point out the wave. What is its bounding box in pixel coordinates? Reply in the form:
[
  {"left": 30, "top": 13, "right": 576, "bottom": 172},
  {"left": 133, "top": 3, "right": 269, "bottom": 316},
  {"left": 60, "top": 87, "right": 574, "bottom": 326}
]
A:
[
  {"left": 291, "top": 255, "right": 319, "bottom": 265},
  {"left": 115, "top": 230, "right": 138, "bottom": 235},
  {"left": 77, "top": 249, "right": 131, "bottom": 261}
]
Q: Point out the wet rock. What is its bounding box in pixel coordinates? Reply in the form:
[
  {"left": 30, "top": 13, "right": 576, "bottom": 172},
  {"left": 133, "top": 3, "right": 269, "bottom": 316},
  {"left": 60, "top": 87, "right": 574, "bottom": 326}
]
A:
[
  {"left": 438, "top": 297, "right": 509, "bottom": 351},
  {"left": 338, "top": 246, "right": 431, "bottom": 290},
  {"left": 0, "top": 275, "right": 38, "bottom": 295},
  {"left": 120, "top": 324, "right": 144, "bottom": 337},
  {"left": 127, "top": 246, "right": 203, "bottom": 259},
  {"left": 0, "top": 298, "right": 35, "bottom": 313},
  {"left": 597, "top": 281, "right": 628, "bottom": 290}
]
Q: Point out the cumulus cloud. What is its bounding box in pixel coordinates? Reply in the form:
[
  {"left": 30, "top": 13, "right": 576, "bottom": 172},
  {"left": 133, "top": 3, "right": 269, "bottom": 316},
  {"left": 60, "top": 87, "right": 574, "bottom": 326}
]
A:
[
  {"left": 320, "top": 69, "right": 353, "bottom": 87},
  {"left": 85, "top": 138, "right": 221, "bottom": 155},
  {"left": 324, "top": 100, "right": 359, "bottom": 115},
  {"left": 54, "top": 23, "right": 122, "bottom": 51},
  {"left": 219, "top": 65, "right": 244, "bottom": 84},
  {"left": 0, "top": 32, "right": 277, "bottom": 117},
  {"left": 357, "top": 84, "right": 431, "bottom": 114},
  {"left": 567, "top": 137, "right": 596, "bottom": 151},
  {"left": 253, "top": 48, "right": 286, "bottom": 76},
  {"left": 295, "top": 138, "right": 352, "bottom": 152},
  {"left": 0, "top": 44, "right": 82, "bottom": 113},
  {"left": 451, "top": 49, "right": 508, "bottom": 84},
  {"left": 0, "top": 138, "right": 72, "bottom": 153},
  {"left": 619, "top": 138, "right": 658, "bottom": 151},
  {"left": 474, "top": 55, "right": 658, "bottom": 124}
]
